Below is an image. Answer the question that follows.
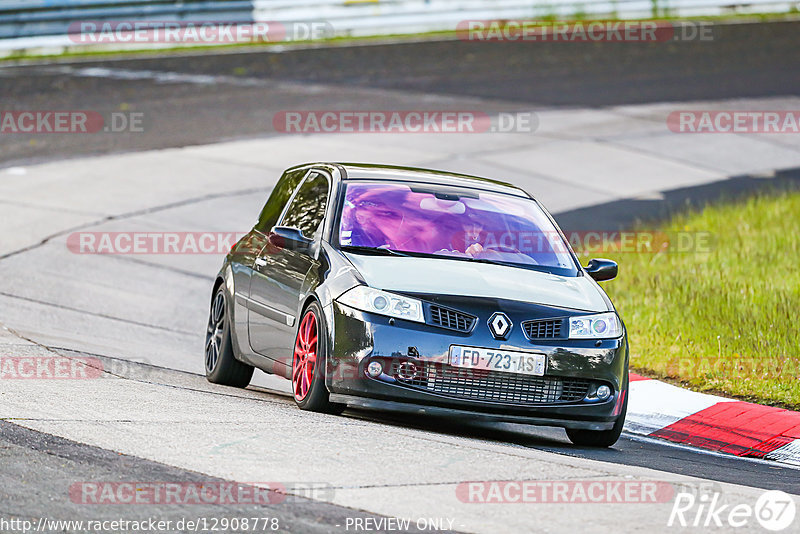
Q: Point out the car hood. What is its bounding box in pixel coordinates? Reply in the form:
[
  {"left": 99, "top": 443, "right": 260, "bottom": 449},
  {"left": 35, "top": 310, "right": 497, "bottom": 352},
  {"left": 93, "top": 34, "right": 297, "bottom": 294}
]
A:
[{"left": 343, "top": 253, "right": 608, "bottom": 312}]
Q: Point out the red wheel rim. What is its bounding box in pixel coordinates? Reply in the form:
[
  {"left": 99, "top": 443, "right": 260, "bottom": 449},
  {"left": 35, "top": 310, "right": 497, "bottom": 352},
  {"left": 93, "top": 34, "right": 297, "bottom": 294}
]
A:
[{"left": 292, "top": 310, "right": 318, "bottom": 401}]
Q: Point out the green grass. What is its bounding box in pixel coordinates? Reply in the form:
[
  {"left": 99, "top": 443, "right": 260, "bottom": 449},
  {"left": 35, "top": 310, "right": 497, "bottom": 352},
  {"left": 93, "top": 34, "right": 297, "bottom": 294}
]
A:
[{"left": 594, "top": 191, "right": 800, "bottom": 409}]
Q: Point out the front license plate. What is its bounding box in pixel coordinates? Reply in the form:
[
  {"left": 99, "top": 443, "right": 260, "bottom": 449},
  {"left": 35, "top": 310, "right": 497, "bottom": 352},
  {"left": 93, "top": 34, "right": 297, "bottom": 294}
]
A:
[{"left": 449, "top": 346, "right": 546, "bottom": 376}]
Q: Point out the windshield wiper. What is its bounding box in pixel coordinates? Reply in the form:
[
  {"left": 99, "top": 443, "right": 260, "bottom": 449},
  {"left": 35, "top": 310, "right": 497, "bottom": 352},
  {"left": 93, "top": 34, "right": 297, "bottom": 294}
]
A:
[
  {"left": 463, "top": 256, "right": 562, "bottom": 274},
  {"left": 340, "top": 245, "right": 411, "bottom": 257},
  {"left": 459, "top": 256, "right": 521, "bottom": 268}
]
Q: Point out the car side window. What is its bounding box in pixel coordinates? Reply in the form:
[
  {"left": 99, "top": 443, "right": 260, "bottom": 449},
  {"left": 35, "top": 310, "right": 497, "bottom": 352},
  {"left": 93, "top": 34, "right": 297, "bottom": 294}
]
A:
[
  {"left": 254, "top": 168, "right": 307, "bottom": 233},
  {"left": 280, "top": 173, "right": 329, "bottom": 239}
]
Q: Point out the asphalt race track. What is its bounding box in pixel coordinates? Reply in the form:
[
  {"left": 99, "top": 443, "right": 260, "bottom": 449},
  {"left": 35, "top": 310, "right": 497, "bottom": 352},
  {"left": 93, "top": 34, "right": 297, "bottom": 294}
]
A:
[{"left": 1, "top": 19, "right": 800, "bottom": 533}]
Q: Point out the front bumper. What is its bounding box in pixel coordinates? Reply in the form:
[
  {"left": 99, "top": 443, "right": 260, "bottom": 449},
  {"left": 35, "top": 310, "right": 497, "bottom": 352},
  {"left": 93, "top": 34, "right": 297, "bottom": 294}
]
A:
[{"left": 325, "top": 301, "right": 628, "bottom": 430}]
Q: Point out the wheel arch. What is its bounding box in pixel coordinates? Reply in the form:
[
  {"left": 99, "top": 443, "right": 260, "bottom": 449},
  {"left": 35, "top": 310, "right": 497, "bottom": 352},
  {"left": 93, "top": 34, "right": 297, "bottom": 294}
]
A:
[
  {"left": 211, "top": 276, "right": 225, "bottom": 302},
  {"left": 300, "top": 293, "right": 322, "bottom": 316},
  {"left": 297, "top": 292, "right": 337, "bottom": 392},
  {"left": 210, "top": 270, "right": 246, "bottom": 364}
]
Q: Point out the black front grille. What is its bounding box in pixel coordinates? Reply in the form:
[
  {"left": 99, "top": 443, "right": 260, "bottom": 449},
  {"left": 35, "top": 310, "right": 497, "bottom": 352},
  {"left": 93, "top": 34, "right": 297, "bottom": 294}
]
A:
[
  {"left": 428, "top": 305, "right": 476, "bottom": 332},
  {"left": 523, "top": 319, "right": 564, "bottom": 339},
  {"left": 389, "top": 362, "right": 589, "bottom": 405}
]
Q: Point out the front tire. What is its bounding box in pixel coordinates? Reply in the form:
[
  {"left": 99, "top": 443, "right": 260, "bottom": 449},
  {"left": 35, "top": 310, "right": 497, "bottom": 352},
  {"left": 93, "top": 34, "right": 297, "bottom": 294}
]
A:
[
  {"left": 566, "top": 378, "right": 628, "bottom": 448},
  {"left": 205, "top": 287, "right": 254, "bottom": 388},
  {"left": 292, "top": 302, "right": 344, "bottom": 414}
]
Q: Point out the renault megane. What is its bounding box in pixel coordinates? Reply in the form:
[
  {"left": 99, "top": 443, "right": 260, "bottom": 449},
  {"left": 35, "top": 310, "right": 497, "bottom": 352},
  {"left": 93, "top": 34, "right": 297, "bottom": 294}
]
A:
[{"left": 205, "top": 163, "right": 628, "bottom": 447}]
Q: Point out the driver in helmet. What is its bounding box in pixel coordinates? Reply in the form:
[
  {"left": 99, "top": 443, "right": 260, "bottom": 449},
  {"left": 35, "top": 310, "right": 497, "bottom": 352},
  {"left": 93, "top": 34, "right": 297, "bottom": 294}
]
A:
[{"left": 446, "top": 210, "right": 488, "bottom": 257}]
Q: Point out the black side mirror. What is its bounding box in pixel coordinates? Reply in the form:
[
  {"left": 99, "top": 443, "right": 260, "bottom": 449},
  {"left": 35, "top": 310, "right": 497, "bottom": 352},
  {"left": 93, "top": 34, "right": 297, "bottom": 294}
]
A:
[
  {"left": 585, "top": 258, "right": 618, "bottom": 282},
  {"left": 270, "top": 226, "right": 313, "bottom": 252}
]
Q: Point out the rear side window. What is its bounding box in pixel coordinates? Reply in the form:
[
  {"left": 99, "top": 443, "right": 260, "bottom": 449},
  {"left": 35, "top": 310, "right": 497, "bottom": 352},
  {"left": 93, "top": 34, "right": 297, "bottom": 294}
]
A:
[
  {"left": 281, "top": 173, "right": 329, "bottom": 239},
  {"left": 254, "top": 168, "right": 307, "bottom": 233}
]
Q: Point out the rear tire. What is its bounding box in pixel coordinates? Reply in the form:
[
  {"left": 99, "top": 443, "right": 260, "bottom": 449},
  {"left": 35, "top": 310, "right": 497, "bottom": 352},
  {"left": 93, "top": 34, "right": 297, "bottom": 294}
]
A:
[
  {"left": 205, "top": 287, "right": 254, "bottom": 388},
  {"left": 566, "top": 377, "right": 628, "bottom": 448},
  {"left": 292, "top": 302, "right": 345, "bottom": 414}
]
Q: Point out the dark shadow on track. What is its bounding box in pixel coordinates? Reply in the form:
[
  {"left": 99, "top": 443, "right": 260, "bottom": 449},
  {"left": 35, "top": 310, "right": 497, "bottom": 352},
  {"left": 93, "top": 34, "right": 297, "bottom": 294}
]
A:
[
  {"left": 79, "top": 21, "right": 800, "bottom": 108},
  {"left": 554, "top": 166, "right": 800, "bottom": 232},
  {"left": 341, "top": 408, "right": 800, "bottom": 495}
]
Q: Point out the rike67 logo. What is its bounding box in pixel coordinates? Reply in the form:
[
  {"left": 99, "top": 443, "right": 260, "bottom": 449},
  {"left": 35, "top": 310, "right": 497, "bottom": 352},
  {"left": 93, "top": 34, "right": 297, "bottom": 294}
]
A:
[{"left": 669, "top": 490, "right": 796, "bottom": 531}]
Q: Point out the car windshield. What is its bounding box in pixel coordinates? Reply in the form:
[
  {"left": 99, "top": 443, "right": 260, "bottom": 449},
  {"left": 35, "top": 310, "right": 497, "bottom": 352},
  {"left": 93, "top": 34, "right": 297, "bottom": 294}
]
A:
[{"left": 337, "top": 181, "right": 578, "bottom": 276}]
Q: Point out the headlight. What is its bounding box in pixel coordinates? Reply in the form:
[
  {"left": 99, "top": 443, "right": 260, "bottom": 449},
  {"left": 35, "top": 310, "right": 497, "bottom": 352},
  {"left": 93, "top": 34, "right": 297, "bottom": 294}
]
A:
[
  {"left": 568, "top": 312, "right": 622, "bottom": 339},
  {"left": 337, "top": 286, "right": 424, "bottom": 323}
]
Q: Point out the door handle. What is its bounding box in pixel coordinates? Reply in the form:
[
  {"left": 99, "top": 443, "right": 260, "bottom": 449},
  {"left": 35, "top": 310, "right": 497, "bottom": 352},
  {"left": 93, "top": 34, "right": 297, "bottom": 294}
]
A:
[{"left": 254, "top": 257, "right": 267, "bottom": 267}]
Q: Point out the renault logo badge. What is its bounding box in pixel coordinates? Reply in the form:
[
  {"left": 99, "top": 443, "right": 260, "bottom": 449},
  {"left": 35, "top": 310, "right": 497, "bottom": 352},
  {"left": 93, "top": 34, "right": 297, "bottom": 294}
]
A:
[{"left": 488, "top": 312, "right": 512, "bottom": 340}]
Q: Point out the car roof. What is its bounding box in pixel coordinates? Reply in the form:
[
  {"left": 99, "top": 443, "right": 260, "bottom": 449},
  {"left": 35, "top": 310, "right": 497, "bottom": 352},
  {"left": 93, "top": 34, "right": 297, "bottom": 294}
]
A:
[{"left": 291, "top": 162, "right": 531, "bottom": 199}]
